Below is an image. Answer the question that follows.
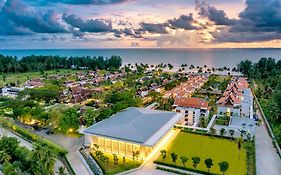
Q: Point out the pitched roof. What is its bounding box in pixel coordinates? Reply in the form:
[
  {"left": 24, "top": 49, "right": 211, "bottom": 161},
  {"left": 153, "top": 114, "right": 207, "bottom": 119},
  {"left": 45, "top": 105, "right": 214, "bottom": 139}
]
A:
[
  {"left": 174, "top": 97, "right": 209, "bottom": 109},
  {"left": 83, "top": 107, "right": 182, "bottom": 146}
]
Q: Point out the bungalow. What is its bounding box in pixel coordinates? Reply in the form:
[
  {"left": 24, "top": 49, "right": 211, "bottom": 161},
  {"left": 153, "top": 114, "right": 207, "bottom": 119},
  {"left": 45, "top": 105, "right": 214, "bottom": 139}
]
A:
[
  {"left": 173, "top": 97, "right": 210, "bottom": 126},
  {"left": 82, "top": 107, "right": 183, "bottom": 160},
  {"left": 217, "top": 77, "right": 253, "bottom": 118},
  {"left": 0, "top": 86, "right": 24, "bottom": 97}
]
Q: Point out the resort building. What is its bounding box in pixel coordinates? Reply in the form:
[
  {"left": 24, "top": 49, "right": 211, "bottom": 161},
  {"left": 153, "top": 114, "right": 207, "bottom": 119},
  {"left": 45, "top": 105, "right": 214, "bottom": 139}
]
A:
[
  {"left": 173, "top": 97, "right": 210, "bottom": 126},
  {"left": 217, "top": 77, "right": 253, "bottom": 118},
  {"left": 164, "top": 75, "right": 207, "bottom": 98},
  {"left": 0, "top": 86, "right": 24, "bottom": 98},
  {"left": 82, "top": 107, "right": 183, "bottom": 160}
]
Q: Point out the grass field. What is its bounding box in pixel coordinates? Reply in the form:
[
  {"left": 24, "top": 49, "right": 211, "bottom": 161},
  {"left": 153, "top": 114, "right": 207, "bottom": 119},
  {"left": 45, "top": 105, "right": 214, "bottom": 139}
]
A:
[
  {"left": 157, "top": 132, "right": 247, "bottom": 175},
  {"left": 91, "top": 152, "right": 141, "bottom": 175},
  {"left": 0, "top": 69, "right": 82, "bottom": 87}
]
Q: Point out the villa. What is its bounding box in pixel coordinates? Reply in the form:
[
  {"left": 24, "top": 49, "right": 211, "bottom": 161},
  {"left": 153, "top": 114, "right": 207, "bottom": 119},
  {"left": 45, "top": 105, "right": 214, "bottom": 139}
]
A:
[
  {"left": 164, "top": 75, "right": 207, "bottom": 98},
  {"left": 82, "top": 107, "right": 183, "bottom": 160},
  {"left": 217, "top": 77, "right": 253, "bottom": 118},
  {"left": 173, "top": 97, "right": 210, "bottom": 126}
]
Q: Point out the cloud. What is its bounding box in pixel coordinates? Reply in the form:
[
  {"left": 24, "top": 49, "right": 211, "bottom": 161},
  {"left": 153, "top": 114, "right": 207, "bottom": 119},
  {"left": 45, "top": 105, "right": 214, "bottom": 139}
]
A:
[
  {"left": 168, "top": 13, "right": 199, "bottom": 30},
  {"left": 27, "top": 0, "right": 130, "bottom": 5},
  {"left": 156, "top": 31, "right": 190, "bottom": 47},
  {"left": 211, "top": 0, "right": 281, "bottom": 42},
  {"left": 139, "top": 22, "right": 169, "bottom": 34},
  {"left": 63, "top": 14, "right": 113, "bottom": 33},
  {"left": 0, "top": 0, "right": 67, "bottom": 35},
  {"left": 196, "top": 0, "right": 236, "bottom": 25}
]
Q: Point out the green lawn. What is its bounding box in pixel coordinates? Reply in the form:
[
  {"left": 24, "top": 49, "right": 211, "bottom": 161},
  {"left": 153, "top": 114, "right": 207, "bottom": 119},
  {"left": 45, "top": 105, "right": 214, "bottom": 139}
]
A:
[
  {"left": 157, "top": 132, "right": 247, "bottom": 175},
  {"left": 0, "top": 69, "right": 82, "bottom": 86},
  {"left": 91, "top": 152, "right": 141, "bottom": 175}
]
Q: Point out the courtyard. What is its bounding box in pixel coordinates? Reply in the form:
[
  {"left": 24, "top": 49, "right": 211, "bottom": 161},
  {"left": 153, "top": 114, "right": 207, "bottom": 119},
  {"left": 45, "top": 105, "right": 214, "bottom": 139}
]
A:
[{"left": 156, "top": 132, "right": 248, "bottom": 175}]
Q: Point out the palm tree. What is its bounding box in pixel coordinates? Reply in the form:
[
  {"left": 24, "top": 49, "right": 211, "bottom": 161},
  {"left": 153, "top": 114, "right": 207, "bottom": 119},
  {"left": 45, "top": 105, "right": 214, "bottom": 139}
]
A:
[
  {"left": 56, "top": 166, "right": 67, "bottom": 175},
  {"left": 170, "top": 152, "right": 178, "bottom": 164},
  {"left": 210, "top": 128, "right": 217, "bottom": 136},
  {"left": 228, "top": 129, "right": 235, "bottom": 138},
  {"left": 180, "top": 156, "right": 188, "bottom": 166},
  {"left": 220, "top": 128, "right": 226, "bottom": 136},
  {"left": 192, "top": 156, "right": 200, "bottom": 169},
  {"left": 204, "top": 158, "right": 213, "bottom": 172},
  {"left": 33, "top": 142, "right": 57, "bottom": 175},
  {"left": 237, "top": 137, "right": 243, "bottom": 159},
  {"left": 218, "top": 161, "right": 229, "bottom": 175},
  {"left": 0, "top": 150, "right": 11, "bottom": 163},
  {"left": 160, "top": 150, "right": 167, "bottom": 161}
]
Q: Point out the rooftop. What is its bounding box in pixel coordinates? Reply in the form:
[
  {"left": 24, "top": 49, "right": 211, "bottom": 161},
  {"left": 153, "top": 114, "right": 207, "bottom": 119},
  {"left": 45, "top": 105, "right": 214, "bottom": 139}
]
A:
[
  {"left": 174, "top": 97, "right": 209, "bottom": 109},
  {"left": 83, "top": 107, "right": 182, "bottom": 146}
]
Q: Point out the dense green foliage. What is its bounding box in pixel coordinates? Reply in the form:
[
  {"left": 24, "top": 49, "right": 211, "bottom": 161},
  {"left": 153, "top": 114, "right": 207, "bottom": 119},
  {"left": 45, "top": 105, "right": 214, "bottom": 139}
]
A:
[
  {"left": 238, "top": 57, "right": 281, "bottom": 146},
  {"left": 0, "top": 137, "right": 58, "bottom": 175},
  {"left": 0, "top": 55, "right": 122, "bottom": 73}
]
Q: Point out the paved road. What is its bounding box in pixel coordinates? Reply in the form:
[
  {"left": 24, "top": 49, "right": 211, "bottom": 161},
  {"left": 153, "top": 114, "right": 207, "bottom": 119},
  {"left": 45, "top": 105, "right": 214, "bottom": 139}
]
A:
[
  {"left": 0, "top": 127, "right": 66, "bottom": 174},
  {"left": 255, "top": 123, "right": 281, "bottom": 175},
  {"left": 255, "top": 107, "right": 281, "bottom": 175}
]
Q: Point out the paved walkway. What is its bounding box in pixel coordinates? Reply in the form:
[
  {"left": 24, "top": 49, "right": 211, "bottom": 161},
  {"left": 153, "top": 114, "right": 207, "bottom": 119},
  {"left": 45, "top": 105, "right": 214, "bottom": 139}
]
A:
[
  {"left": 0, "top": 127, "right": 66, "bottom": 174},
  {"left": 255, "top": 108, "right": 281, "bottom": 175},
  {"left": 255, "top": 123, "right": 281, "bottom": 175}
]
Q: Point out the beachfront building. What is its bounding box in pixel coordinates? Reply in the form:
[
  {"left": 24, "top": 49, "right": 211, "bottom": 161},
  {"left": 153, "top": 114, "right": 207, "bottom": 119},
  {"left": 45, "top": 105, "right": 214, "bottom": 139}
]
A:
[
  {"left": 173, "top": 97, "right": 210, "bottom": 126},
  {"left": 82, "top": 107, "right": 183, "bottom": 160},
  {"left": 217, "top": 77, "right": 253, "bottom": 118}
]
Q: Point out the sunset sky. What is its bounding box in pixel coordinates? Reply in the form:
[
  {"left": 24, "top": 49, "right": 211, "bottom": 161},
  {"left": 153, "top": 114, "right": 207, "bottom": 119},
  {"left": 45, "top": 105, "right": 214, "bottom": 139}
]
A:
[{"left": 0, "top": 0, "right": 281, "bottom": 49}]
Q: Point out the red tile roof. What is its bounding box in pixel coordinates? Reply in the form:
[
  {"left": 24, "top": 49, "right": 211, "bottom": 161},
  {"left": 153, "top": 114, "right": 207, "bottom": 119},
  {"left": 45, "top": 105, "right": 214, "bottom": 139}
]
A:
[{"left": 174, "top": 97, "right": 209, "bottom": 109}]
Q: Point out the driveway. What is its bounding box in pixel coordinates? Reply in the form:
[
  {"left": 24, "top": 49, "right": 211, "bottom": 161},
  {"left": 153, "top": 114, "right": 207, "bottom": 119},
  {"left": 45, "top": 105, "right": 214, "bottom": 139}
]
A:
[
  {"left": 255, "top": 123, "right": 281, "bottom": 175},
  {"left": 35, "top": 130, "right": 91, "bottom": 175}
]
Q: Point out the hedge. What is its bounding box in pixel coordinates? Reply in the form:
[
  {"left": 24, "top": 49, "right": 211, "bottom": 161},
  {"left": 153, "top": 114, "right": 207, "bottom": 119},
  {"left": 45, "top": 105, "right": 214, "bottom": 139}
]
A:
[
  {"left": 156, "top": 166, "right": 190, "bottom": 175},
  {"left": 154, "top": 160, "right": 218, "bottom": 175},
  {"left": 0, "top": 118, "right": 68, "bottom": 156}
]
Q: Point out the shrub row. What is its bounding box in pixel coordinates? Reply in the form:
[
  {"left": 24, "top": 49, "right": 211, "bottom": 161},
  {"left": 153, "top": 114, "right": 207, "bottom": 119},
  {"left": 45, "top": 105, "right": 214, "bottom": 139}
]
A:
[
  {"left": 156, "top": 166, "right": 189, "bottom": 175},
  {"left": 0, "top": 118, "right": 68, "bottom": 156},
  {"left": 154, "top": 160, "right": 218, "bottom": 175},
  {"left": 178, "top": 127, "right": 236, "bottom": 140}
]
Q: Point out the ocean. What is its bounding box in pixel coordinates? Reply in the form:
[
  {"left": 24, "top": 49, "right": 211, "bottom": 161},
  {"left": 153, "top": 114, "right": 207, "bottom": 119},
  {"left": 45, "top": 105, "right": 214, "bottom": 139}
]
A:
[{"left": 0, "top": 48, "right": 281, "bottom": 68}]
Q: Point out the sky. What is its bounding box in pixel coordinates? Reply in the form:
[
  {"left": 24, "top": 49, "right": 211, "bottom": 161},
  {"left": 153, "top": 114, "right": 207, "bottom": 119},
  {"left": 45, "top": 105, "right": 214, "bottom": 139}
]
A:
[{"left": 0, "top": 0, "right": 281, "bottom": 49}]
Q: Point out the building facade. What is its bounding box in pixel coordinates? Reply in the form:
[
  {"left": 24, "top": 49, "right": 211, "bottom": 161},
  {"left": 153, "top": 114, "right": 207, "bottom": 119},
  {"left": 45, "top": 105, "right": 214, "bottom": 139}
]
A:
[
  {"left": 173, "top": 97, "right": 210, "bottom": 126},
  {"left": 82, "top": 107, "right": 183, "bottom": 160}
]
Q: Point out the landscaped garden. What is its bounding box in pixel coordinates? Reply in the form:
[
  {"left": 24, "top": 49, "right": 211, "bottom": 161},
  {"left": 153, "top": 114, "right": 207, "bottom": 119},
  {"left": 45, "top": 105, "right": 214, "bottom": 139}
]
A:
[
  {"left": 155, "top": 132, "right": 251, "bottom": 175},
  {"left": 90, "top": 150, "right": 141, "bottom": 175}
]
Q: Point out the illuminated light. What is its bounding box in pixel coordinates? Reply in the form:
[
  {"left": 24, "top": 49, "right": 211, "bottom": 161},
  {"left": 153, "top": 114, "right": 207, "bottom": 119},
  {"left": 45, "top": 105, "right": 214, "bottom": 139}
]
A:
[
  {"left": 68, "top": 128, "right": 73, "bottom": 133},
  {"left": 143, "top": 129, "right": 177, "bottom": 163}
]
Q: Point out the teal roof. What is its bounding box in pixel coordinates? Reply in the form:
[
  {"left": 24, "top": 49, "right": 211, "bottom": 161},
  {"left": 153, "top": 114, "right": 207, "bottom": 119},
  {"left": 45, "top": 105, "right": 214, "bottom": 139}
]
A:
[{"left": 83, "top": 107, "right": 181, "bottom": 146}]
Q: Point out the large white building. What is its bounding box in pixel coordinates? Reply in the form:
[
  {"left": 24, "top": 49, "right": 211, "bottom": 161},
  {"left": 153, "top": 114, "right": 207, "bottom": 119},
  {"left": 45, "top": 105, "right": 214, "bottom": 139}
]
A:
[
  {"left": 82, "top": 107, "right": 183, "bottom": 160},
  {"left": 173, "top": 97, "right": 210, "bottom": 126},
  {"left": 217, "top": 77, "right": 253, "bottom": 118}
]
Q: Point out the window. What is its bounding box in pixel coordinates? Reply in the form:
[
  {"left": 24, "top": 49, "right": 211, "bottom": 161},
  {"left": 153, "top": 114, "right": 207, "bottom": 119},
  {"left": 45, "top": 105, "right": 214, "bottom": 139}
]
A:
[{"left": 119, "top": 142, "right": 126, "bottom": 155}]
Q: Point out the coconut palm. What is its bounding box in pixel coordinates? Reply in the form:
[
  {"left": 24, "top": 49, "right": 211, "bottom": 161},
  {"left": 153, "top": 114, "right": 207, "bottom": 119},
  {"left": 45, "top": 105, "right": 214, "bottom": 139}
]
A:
[
  {"left": 170, "top": 152, "right": 178, "bottom": 164},
  {"left": 0, "top": 150, "right": 12, "bottom": 163},
  {"left": 56, "top": 166, "right": 67, "bottom": 175},
  {"left": 160, "top": 150, "right": 167, "bottom": 161},
  {"left": 228, "top": 129, "right": 235, "bottom": 138}
]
